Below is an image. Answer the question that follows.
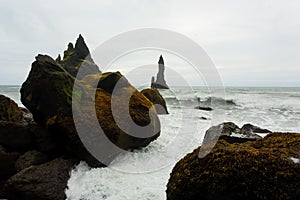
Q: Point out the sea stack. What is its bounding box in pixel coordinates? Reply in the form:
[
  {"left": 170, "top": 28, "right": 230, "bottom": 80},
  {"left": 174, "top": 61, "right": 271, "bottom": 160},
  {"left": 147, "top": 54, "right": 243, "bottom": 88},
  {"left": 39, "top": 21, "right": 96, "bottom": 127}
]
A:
[{"left": 151, "top": 55, "right": 169, "bottom": 89}]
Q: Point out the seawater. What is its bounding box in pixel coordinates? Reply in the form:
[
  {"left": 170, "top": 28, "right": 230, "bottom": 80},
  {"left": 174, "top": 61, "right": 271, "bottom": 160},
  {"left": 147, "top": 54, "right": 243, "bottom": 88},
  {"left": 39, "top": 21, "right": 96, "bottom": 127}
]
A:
[{"left": 1, "top": 86, "right": 299, "bottom": 200}]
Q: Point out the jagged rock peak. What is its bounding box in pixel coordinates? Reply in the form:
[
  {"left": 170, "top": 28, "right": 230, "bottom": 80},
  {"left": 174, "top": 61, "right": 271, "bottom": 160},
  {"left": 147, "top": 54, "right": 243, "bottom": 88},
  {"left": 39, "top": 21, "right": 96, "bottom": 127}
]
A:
[
  {"left": 67, "top": 42, "right": 74, "bottom": 51},
  {"left": 59, "top": 34, "right": 101, "bottom": 79},
  {"left": 74, "top": 34, "right": 91, "bottom": 60},
  {"left": 55, "top": 54, "right": 61, "bottom": 63},
  {"left": 158, "top": 55, "right": 164, "bottom": 65}
]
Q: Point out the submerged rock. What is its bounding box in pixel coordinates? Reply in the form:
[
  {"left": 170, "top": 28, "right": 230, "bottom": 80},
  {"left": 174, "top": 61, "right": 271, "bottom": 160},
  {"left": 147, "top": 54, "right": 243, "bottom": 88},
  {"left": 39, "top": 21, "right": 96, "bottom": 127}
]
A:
[
  {"left": 167, "top": 129, "right": 300, "bottom": 200},
  {"left": 194, "top": 106, "right": 213, "bottom": 111},
  {"left": 6, "top": 158, "right": 74, "bottom": 200},
  {"left": 141, "top": 88, "right": 168, "bottom": 114}
]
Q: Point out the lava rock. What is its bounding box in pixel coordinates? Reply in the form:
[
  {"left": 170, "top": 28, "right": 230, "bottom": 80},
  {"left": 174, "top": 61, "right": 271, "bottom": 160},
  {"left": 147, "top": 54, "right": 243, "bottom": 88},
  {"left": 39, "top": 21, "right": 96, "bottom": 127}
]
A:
[
  {"left": 141, "top": 88, "right": 168, "bottom": 114},
  {"left": 6, "top": 158, "right": 74, "bottom": 200},
  {"left": 194, "top": 106, "right": 213, "bottom": 111},
  {"left": 0, "top": 94, "right": 23, "bottom": 122},
  {"left": 0, "top": 122, "right": 35, "bottom": 152},
  {"left": 21, "top": 54, "right": 75, "bottom": 125},
  {"left": 21, "top": 55, "right": 161, "bottom": 167},
  {"left": 167, "top": 131, "right": 300, "bottom": 200},
  {"left": 15, "top": 150, "right": 49, "bottom": 171},
  {"left": 58, "top": 34, "right": 101, "bottom": 79},
  {"left": 0, "top": 145, "right": 19, "bottom": 179},
  {"left": 202, "top": 122, "right": 263, "bottom": 145}
]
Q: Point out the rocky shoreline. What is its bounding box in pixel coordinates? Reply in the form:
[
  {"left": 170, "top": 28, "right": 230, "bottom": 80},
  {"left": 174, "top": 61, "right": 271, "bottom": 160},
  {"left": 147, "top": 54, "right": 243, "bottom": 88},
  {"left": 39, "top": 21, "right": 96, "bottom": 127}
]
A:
[
  {"left": 0, "top": 35, "right": 168, "bottom": 199},
  {"left": 0, "top": 35, "right": 299, "bottom": 199}
]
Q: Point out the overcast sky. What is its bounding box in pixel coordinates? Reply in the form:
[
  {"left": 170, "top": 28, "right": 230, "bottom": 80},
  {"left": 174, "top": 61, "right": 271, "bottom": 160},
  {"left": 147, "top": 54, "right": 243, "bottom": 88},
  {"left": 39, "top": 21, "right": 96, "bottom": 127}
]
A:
[{"left": 1, "top": 0, "right": 300, "bottom": 86}]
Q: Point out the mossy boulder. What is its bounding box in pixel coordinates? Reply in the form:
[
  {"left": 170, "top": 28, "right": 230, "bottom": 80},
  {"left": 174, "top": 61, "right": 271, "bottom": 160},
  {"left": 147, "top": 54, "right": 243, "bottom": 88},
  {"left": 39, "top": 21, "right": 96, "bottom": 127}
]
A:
[
  {"left": 21, "top": 55, "right": 75, "bottom": 124},
  {"left": 58, "top": 34, "right": 101, "bottom": 79},
  {"left": 21, "top": 55, "right": 161, "bottom": 167},
  {"left": 0, "top": 94, "right": 23, "bottom": 122},
  {"left": 0, "top": 96, "right": 36, "bottom": 152},
  {"left": 141, "top": 88, "right": 168, "bottom": 114},
  {"left": 97, "top": 71, "right": 132, "bottom": 94},
  {"left": 167, "top": 131, "right": 300, "bottom": 200}
]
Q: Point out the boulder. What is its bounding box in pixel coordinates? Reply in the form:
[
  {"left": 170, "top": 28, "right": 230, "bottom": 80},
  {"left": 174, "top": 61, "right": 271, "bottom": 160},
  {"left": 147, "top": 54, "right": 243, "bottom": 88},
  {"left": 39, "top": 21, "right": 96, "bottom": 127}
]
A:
[
  {"left": 15, "top": 150, "right": 49, "bottom": 171},
  {"left": 21, "top": 54, "right": 75, "bottom": 124},
  {"left": 0, "top": 122, "right": 35, "bottom": 152},
  {"left": 0, "top": 94, "right": 23, "bottom": 122},
  {"left": 97, "top": 71, "right": 131, "bottom": 94},
  {"left": 141, "top": 88, "right": 168, "bottom": 114},
  {"left": 6, "top": 158, "right": 74, "bottom": 200},
  {"left": 0, "top": 97, "right": 36, "bottom": 152},
  {"left": 21, "top": 55, "right": 161, "bottom": 167},
  {"left": 58, "top": 34, "right": 101, "bottom": 79},
  {"left": 167, "top": 131, "right": 300, "bottom": 200},
  {"left": 202, "top": 122, "right": 264, "bottom": 145},
  {"left": 0, "top": 145, "right": 19, "bottom": 179},
  {"left": 240, "top": 123, "right": 271, "bottom": 136}
]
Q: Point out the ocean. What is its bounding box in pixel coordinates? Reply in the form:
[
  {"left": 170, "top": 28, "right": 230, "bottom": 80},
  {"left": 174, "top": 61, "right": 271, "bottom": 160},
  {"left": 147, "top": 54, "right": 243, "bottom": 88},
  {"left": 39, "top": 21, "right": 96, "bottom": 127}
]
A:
[{"left": 1, "top": 85, "right": 300, "bottom": 200}]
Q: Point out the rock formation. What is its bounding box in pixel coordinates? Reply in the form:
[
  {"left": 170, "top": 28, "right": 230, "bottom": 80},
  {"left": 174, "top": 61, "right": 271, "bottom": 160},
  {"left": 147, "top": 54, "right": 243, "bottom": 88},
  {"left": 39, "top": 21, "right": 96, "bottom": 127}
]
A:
[
  {"left": 0, "top": 95, "right": 67, "bottom": 199},
  {"left": 202, "top": 122, "right": 270, "bottom": 145},
  {"left": 56, "top": 34, "right": 101, "bottom": 79},
  {"left": 6, "top": 158, "right": 74, "bottom": 200},
  {"left": 21, "top": 55, "right": 161, "bottom": 167},
  {"left": 167, "top": 123, "right": 300, "bottom": 200},
  {"left": 151, "top": 55, "right": 169, "bottom": 89},
  {"left": 141, "top": 88, "right": 168, "bottom": 114},
  {"left": 0, "top": 35, "right": 163, "bottom": 199}
]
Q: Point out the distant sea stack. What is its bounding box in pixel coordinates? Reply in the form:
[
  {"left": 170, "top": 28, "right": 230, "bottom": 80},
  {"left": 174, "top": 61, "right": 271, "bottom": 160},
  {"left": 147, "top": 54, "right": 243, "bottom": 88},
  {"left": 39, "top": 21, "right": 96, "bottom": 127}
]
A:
[{"left": 151, "top": 55, "right": 169, "bottom": 89}]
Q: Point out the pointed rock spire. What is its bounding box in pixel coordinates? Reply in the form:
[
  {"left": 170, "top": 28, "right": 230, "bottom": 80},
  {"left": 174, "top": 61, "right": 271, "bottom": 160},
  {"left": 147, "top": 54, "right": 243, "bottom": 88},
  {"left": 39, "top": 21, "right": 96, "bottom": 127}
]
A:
[
  {"left": 74, "top": 34, "right": 91, "bottom": 60},
  {"left": 158, "top": 55, "right": 164, "bottom": 65},
  {"left": 55, "top": 54, "right": 61, "bottom": 63},
  {"left": 59, "top": 34, "right": 101, "bottom": 79}
]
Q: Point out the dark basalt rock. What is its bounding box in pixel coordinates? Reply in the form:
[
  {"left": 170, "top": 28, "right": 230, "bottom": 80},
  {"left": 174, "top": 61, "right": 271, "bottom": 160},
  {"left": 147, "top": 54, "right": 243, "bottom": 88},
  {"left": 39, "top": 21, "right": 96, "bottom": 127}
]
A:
[
  {"left": 194, "top": 106, "right": 213, "bottom": 111},
  {"left": 141, "top": 88, "right": 168, "bottom": 114},
  {"left": 58, "top": 34, "right": 101, "bottom": 79},
  {"left": 15, "top": 150, "right": 49, "bottom": 171},
  {"left": 241, "top": 123, "right": 271, "bottom": 135},
  {"left": 21, "top": 55, "right": 75, "bottom": 124},
  {"left": 0, "top": 94, "right": 23, "bottom": 122},
  {"left": 21, "top": 55, "right": 161, "bottom": 167},
  {"left": 0, "top": 122, "right": 35, "bottom": 152},
  {"left": 97, "top": 71, "right": 131, "bottom": 94},
  {"left": 167, "top": 131, "right": 300, "bottom": 200},
  {"left": 151, "top": 55, "right": 169, "bottom": 89},
  {"left": 0, "top": 145, "right": 19, "bottom": 179},
  {"left": 202, "top": 122, "right": 264, "bottom": 145},
  {"left": 6, "top": 158, "right": 74, "bottom": 200}
]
